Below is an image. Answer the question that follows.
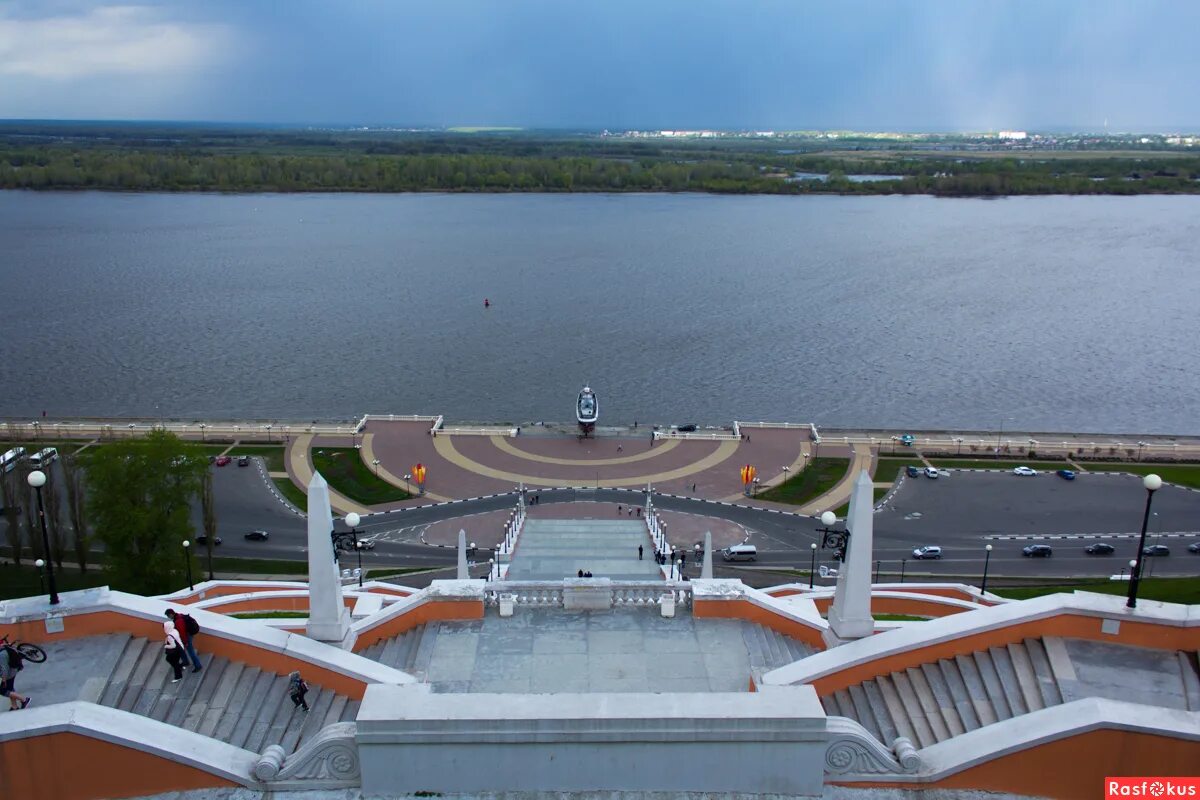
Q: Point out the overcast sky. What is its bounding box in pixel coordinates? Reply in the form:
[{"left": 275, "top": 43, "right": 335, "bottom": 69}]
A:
[{"left": 1, "top": 0, "right": 1196, "bottom": 131}]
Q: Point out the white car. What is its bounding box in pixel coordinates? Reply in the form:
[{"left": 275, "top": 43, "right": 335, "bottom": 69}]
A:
[
  {"left": 1013, "top": 466, "right": 1038, "bottom": 476},
  {"left": 912, "top": 546, "right": 943, "bottom": 560},
  {"left": 924, "top": 467, "right": 940, "bottom": 479}
]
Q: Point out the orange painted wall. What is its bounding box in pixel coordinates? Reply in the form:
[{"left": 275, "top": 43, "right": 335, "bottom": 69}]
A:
[
  {"left": 694, "top": 599, "right": 826, "bottom": 649},
  {"left": 352, "top": 599, "right": 485, "bottom": 652},
  {"left": 170, "top": 583, "right": 302, "bottom": 604},
  {"left": 811, "top": 613, "right": 1200, "bottom": 695},
  {"left": 848, "top": 729, "right": 1200, "bottom": 799},
  {"left": 0, "top": 611, "right": 369, "bottom": 698},
  {"left": 0, "top": 732, "right": 239, "bottom": 800},
  {"left": 806, "top": 595, "right": 973, "bottom": 618}
]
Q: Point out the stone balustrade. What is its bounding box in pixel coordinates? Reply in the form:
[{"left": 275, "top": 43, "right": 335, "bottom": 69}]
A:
[{"left": 483, "top": 580, "right": 692, "bottom": 610}]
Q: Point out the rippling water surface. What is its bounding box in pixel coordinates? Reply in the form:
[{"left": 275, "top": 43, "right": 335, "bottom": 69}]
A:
[{"left": 1, "top": 191, "right": 1197, "bottom": 433}]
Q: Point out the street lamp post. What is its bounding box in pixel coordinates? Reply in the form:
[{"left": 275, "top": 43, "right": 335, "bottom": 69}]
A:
[
  {"left": 1126, "top": 474, "right": 1163, "bottom": 609},
  {"left": 372, "top": 459, "right": 381, "bottom": 477},
  {"left": 403, "top": 473, "right": 411, "bottom": 493},
  {"left": 816, "top": 510, "right": 849, "bottom": 562},
  {"left": 981, "top": 544, "right": 993, "bottom": 596},
  {"left": 26, "top": 470, "right": 59, "bottom": 604},
  {"left": 900, "top": 558, "right": 906, "bottom": 583},
  {"left": 182, "top": 540, "right": 194, "bottom": 591},
  {"left": 35, "top": 558, "right": 45, "bottom": 595},
  {"left": 781, "top": 465, "right": 790, "bottom": 485},
  {"left": 330, "top": 512, "right": 364, "bottom": 587},
  {"left": 809, "top": 542, "right": 817, "bottom": 589}
]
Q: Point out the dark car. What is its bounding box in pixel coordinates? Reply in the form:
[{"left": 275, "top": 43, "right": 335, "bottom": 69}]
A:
[
  {"left": 1085, "top": 543, "right": 1115, "bottom": 555},
  {"left": 906, "top": 465, "right": 920, "bottom": 478},
  {"left": 1142, "top": 544, "right": 1170, "bottom": 557},
  {"left": 1189, "top": 542, "right": 1200, "bottom": 553},
  {"left": 195, "top": 534, "right": 222, "bottom": 546},
  {"left": 1022, "top": 544, "right": 1053, "bottom": 558},
  {"left": 1056, "top": 469, "right": 1077, "bottom": 480},
  {"left": 676, "top": 423, "right": 698, "bottom": 433},
  {"left": 237, "top": 456, "right": 250, "bottom": 467},
  {"left": 244, "top": 529, "right": 270, "bottom": 541}
]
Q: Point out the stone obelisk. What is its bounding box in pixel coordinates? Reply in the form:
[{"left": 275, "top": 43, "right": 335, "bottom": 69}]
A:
[
  {"left": 456, "top": 529, "right": 469, "bottom": 580},
  {"left": 828, "top": 469, "right": 875, "bottom": 641},
  {"left": 701, "top": 530, "right": 714, "bottom": 579},
  {"left": 305, "top": 471, "right": 351, "bottom": 643}
]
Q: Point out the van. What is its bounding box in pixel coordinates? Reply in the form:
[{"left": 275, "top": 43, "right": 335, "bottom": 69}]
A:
[
  {"left": 0, "top": 447, "right": 26, "bottom": 473},
  {"left": 27, "top": 447, "right": 59, "bottom": 469},
  {"left": 721, "top": 544, "right": 757, "bottom": 562}
]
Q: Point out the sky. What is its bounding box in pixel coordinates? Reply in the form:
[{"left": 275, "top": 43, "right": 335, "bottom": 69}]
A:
[{"left": 1, "top": 0, "right": 1197, "bottom": 131}]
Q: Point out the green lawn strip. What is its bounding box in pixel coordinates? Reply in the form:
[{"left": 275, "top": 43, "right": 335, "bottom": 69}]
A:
[
  {"left": 208, "top": 556, "right": 309, "bottom": 576},
  {"left": 235, "top": 446, "right": 286, "bottom": 471},
  {"left": 926, "top": 459, "right": 1071, "bottom": 471},
  {"left": 366, "top": 566, "right": 438, "bottom": 579},
  {"left": 874, "top": 458, "right": 921, "bottom": 481},
  {"left": 993, "top": 577, "right": 1200, "bottom": 605},
  {"left": 231, "top": 611, "right": 308, "bottom": 619},
  {"left": 311, "top": 447, "right": 411, "bottom": 505},
  {"left": 833, "top": 487, "right": 890, "bottom": 517},
  {"left": 0, "top": 562, "right": 109, "bottom": 600},
  {"left": 1085, "top": 463, "right": 1200, "bottom": 490},
  {"left": 272, "top": 477, "right": 309, "bottom": 509},
  {"left": 757, "top": 457, "right": 850, "bottom": 506}
]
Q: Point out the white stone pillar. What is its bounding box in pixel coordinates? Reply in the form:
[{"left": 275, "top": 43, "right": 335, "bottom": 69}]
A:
[
  {"left": 701, "top": 531, "right": 713, "bottom": 579},
  {"left": 828, "top": 470, "right": 875, "bottom": 641},
  {"left": 305, "top": 471, "right": 351, "bottom": 643},
  {"left": 456, "top": 529, "right": 469, "bottom": 580}
]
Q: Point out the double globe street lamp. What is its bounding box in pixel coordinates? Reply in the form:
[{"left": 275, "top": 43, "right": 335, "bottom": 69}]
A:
[
  {"left": 331, "top": 512, "right": 365, "bottom": 587},
  {"left": 26, "top": 470, "right": 59, "bottom": 605},
  {"left": 1126, "top": 473, "right": 1163, "bottom": 609}
]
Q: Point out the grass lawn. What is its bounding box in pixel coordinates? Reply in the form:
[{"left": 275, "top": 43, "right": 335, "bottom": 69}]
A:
[
  {"left": 927, "top": 459, "right": 1070, "bottom": 471},
  {"left": 311, "top": 447, "right": 411, "bottom": 505},
  {"left": 272, "top": 477, "right": 309, "bottom": 509},
  {"left": 0, "top": 561, "right": 109, "bottom": 600},
  {"left": 209, "top": 556, "right": 309, "bottom": 576},
  {"left": 231, "top": 611, "right": 308, "bottom": 619},
  {"left": 1086, "top": 463, "right": 1200, "bottom": 490},
  {"left": 874, "top": 458, "right": 921, "bottom": 481},
  {"left": 993, "top": 576, "right": 1200, "bottom": 605},
  {"left": 757, "top": 457, "right": 849, "bottom": 506},
  {"left": 366, "top": 566, "right": 437, "bottom": 579},
  {"left": 231, "top": 445, "right": 286, "bottom": 471}
]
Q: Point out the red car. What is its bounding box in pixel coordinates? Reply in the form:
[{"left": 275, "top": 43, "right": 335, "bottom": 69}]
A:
[{"left": 214, "top": 455, "right": 232, "bottom": 467}]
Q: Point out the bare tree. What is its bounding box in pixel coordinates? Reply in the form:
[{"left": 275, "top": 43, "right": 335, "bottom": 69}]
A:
[
  {"left": 1, "top": 468, "right": 23, "bottom": 565},
  {"left": 20, "top": 466, "right": 43, "bottom": 561},
  {"left": 200, "top": 469, "right": 217, "bottom": 580},
  {"left": 61, "top": 453, "right": 90, "bottom": 572},
  {"left": 41, "top": 470, "right": 66, "bottom": 570}
]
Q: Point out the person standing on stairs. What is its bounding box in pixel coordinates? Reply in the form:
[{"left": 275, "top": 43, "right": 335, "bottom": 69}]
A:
[
  {"left": 163, "top": 621, "right": 185, "bottom": 683},
  {"left": 166, "top": 608, "right": 202, "bottom": 673},
  {"left": 288, "top": 671, "right": 310, "bottom": 711}
]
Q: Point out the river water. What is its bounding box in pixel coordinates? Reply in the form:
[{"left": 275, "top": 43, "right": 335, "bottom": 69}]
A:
[{"left": 1, "top": 191, "right": 1197, "bottom": 433}]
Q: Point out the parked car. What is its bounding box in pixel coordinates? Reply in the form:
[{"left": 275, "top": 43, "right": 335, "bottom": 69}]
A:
[
  {"left": 244, "top": 529, "right": 270, "bottom": 541},
  {"left": 722, "top": 545, "right": 757, "bottom": 562},
  {"left": 1056, "top": 469, "right": 1077, "bottom": 480},
  {"left": 215, "top": 455, "right": 232, "bottom": 467},
  {"left": 1189, "top": 542, "right": 1200, "bottom": 553},
  {"left": 912, "top": 546, "right": 942, "bottom": 560},
  {"left": 1142, "top": 544, "right": 1170, "bottom": 557},
  {"left": 923, "top": 467, "right": 940, "bottom": 479},
  {"left": 676, "top": 423, "right": 698, "bottom": 433},
  {"left": 1084, "top": 543, "right": 1115, "bottom": 555},
  {"left": 906, "top": 465, "right": 920, "bottom": 478},
  {"left": 1023, "top": 544, "right": 1053, "bottom": 557},
  {"left": 1013, "top": 466, "right": 1038, "bottom": 476},
  {"left": 195, "top": 534, "right": 222, "bottom": 546},
  {"left": 237, "top": 455, "right": 250, "bottom": 467}
]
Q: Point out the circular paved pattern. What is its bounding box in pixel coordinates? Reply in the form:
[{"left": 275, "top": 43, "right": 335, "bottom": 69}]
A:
[{"left": 491, "top": 435, "right": 681, "bottom": 465}]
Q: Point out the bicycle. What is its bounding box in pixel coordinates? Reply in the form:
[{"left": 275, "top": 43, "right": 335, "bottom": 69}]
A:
[{"left": 0, "top": 634, "right": 47, "bottom": 663}]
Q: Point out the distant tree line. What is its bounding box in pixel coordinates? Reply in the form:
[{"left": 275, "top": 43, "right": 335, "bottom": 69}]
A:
[{"left": 2, "top": 143, "right": 1199, "bottom": 197}]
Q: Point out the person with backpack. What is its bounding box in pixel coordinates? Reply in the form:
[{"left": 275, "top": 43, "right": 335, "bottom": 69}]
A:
[
  {"left": 162, "top": 621, "right": 185, "bottom": 683},
  {"left": 1, "top": 644, "right": 31, "bottom": 710},
  {"left": 166, "top": 608, "right": 202, "bottom": 673},
  {"left": 287, "top": 671, "right": 310, "bottom": 711}
]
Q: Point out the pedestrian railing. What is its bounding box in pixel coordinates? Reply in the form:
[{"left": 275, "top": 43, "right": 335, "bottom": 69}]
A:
[
  {"left": 440, "top": 426, "right": 518, "bottom": 437},
  {"left": 653, "top": 430, "right": 740, "bottom": 441},
  {"left": 482, "top": 580, "right": 692, "bottom": 609}
]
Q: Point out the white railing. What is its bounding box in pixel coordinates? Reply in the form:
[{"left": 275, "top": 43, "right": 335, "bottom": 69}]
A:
[
  {"left": 734, "top": 421, "right": 814, "bottom": 429},
  {"left": 1, "top": 419, "right": 357, "bottom": 441},
  {"left": 483, "top": 580, "right": 692, "bottom": 608},
  {"left": 653, "top": 429, "right": 740, "bottom": 441},
  {"left": 491, "top": 499, "right": 527, "bottom": 580},
  {"left": 440, "top": 426, "right": 518, "bottom": 437}
]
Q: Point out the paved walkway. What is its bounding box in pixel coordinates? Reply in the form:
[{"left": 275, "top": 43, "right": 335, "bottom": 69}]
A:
[
  {"left": 286, "top": 433, "right": 371, "bottom": 516},
  {"left": 798, "top": 442, "right": 873, "bottom": 515}
]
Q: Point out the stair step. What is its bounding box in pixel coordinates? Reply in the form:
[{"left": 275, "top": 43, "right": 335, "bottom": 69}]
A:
[
  {"left": 230, "top": 671, "right": 280, "bottom": 750},
  {"left": 821, "top": 693, "right": 842, "bottom": 717},
  {"left": 833, "top": 689, "right": 855, "bottom": 722},
  {"left": 409, "top": 623, "right": 439, "bottom": 677},
  {"left": 340, "top": 699, "right": 361, "bottom": 722},
  {"left": 283, "top": 687, "right": 331, "bottom": 752},
  {"left": 323, "top": 695, "right": 349, "bottom": 730},
  {"left": 955, "top": 654, "right": 997, "bottom": 726},
  {"left": 252, "top": 676, "right": 297, "bottom": 753},
  {"left": 198, "top": 662, "right": 245, "bottom": 737},
  {"left": 972, "top": 651, "right": 1012, "bottom": 721},
  {"left": 938, "top": 658, "right": 981, "bottom": 732},
  {"left": 862, "top": 679, "right": 899, "bottom": 743},
  {"left": 988, "top": 646, "right": 1027, "bottom": 716},
  {"left": 1041, "top": 636, "right": 1078, "bottom": 698},
  {"left": 890, "top": 670, "right": 936, "bottom": 749},
  {"left": 906, "top": 667, "right": 951, "bottom": 743},
  {"left": 920, "top": 662, "right": 964, "bottom": 737},
  {"left": 1178, "top": 652, "right": 1200, "bottom": 712},
  {"left": 1007, "top": 642, "right": 1044, "bottom": 713},
  {"left": 180, "top": 657, "right": 229, "bottom": 731},
  {"left": 132, "top": 650, "right": 174, "bottom": 718},
  {"left": 98, "top": 636, "right": 143, "bottom": 707},
  {"left": 213, "top": 667, "right": 261, "bottom": 743},
  {"left": 380, "top": 632, "right": 407, "bottom": 669},
  {"left": 1026, "top": 638, "right": 1065, "bottom": 706},
  {"left": 116, "top": 640, "right": 161, "bottom": 711},
  {"left": 847, "top": 683, "right": 881, "bottom": 740},
  {"left": 875, "top": 674, "right": 918, "bottom": 745}
]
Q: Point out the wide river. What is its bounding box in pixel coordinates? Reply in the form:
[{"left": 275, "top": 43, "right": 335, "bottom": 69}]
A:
[{"left": 2, "top": 191, "right": 1198, "bottom": 433}]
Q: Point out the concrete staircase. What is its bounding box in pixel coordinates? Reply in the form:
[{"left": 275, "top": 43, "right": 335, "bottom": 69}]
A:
[
  {"left": 359, "top": 624, "right": 432, "bottom": 677},
  {"left": 820, "top": 637, "right": 1067, "bottom": 748},
  {"left": 743, "top": 622, "right": 814, "bottom": 678},
  {"left": 506, "top": 518, "right": 659, "bottom": 581},
  {"left": 94, "top": 634, "right": 358, "bottom": 754}
]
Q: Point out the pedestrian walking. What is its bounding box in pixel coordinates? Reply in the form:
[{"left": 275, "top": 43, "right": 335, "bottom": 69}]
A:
[
  {"left": 680, "top": 551, "right": 687, "bottom": 571},
  {"left": 288, "top": 671, "right": 310, "bottom": 711},
  {"left": 1, "top": 643, "right": 31, "bottom": 710},
  {"left": 638, "top": 545, "right": 643, "bottom": 560},
  {"left": 617, "top": 444, "right": 623, "bottom": 452},
  {"left": 637, "top": 507, "right": 642, "bottom": 518},
  {"left": 578, "top": 569, "right": 584, "bottom": 578},
  {"left": 617, "top": 504, "right": 622, "bottom": 514},
  {"left": 166, "top": 609, "right": 202, "bottom": 672},
  {"left": 692, "top": 482, "right": 696, "bottom": 493},
  {"left": 163, "top": 622, "right": 185, "bottom": 683}
]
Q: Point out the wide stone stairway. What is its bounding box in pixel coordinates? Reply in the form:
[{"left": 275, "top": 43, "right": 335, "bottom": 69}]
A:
[
  {"left": 821, "top": 636, "right": 1200, "bottom": 749},
  {"left": 92, "top": 633, "right": 358, "bottom": 754},
  {"left": 505, "top": 518, "right": 660, "bottom": 580}
]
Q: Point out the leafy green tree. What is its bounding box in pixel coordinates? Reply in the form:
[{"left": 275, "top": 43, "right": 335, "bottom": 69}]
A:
[
  {"left": 200, "top": 469, "right": 217, "bottom": 580},
  {"left": 1, "top": 468, "right": 23, "bottom": 564},
  {"left": 86, "top": 431, "right": 208, "bottom": 594}
]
